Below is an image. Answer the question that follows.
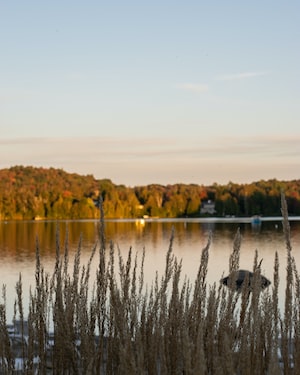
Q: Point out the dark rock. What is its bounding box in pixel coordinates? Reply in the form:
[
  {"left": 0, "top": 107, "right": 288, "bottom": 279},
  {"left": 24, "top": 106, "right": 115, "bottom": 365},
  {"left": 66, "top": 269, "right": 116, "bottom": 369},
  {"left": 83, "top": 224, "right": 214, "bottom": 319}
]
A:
[{"left": 220, "top": 269, "right": 271, "bottom": 291}]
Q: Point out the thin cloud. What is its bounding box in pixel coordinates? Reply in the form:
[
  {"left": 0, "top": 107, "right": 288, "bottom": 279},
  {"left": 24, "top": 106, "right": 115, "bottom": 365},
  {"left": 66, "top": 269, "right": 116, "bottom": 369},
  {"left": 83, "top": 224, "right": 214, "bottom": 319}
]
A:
[
  {"left": 216, "top": 72, "right": 268, "bottom": 81},
  {"left": 1, "top": 135, "right": 299, "bottom": 185},
  {"left": 1, "top": 134, "right": 300, "bottom": 161},
  {"left": 175, "top": 83, "right": 209, "bottom": 93},
  {"left": 0, "top": 87, "right": 36, "bottom": 101}
]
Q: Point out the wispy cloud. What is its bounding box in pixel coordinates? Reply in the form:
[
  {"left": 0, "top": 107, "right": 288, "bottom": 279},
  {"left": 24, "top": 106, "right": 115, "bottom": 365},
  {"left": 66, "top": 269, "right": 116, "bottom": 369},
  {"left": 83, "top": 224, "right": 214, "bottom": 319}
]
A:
[
  {"left": 175, "top": 71, "right": 268, "bottom": 93},
  {"left": 1, "top": 135, "right": 300, "bottom": 159},
  {"left": 0, "top": 88, "right": 36, "bottom": 102},
  {"left": 1, "top": 135, "right": 299, "bottom": 185},
  {"left": 175, "top": 83, "right": 209, "bottom": 93},
  {"left": 215, "top": 72, "right": 268, "bottom": 81}
]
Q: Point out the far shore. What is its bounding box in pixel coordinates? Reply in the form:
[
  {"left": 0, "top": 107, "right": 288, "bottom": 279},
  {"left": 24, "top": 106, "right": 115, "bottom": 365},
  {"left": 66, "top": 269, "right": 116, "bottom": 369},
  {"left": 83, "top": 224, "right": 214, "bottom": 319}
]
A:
[{"left": 1, "top": 216, "right": 300, "bottom": 224}]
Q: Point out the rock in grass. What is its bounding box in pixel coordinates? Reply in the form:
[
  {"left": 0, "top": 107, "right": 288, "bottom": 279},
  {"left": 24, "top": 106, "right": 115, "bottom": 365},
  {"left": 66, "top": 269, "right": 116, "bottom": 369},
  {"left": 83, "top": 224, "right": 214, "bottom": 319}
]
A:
[{"left": 221, "top": 269, "right": 271, "bottom": 291}]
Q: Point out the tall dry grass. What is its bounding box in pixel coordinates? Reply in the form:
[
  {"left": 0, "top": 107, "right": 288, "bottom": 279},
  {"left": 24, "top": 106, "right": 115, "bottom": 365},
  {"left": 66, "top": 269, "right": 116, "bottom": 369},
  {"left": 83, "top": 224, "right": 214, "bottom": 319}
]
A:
[{"left": 0, "top": 192, "right": 298, "bottom": 374}]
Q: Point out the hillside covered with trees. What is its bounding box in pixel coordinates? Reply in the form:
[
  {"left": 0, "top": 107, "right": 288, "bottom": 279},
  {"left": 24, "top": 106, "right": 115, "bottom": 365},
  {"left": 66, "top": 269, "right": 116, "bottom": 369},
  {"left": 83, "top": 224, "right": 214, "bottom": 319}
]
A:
[{"left": 0, "top": 166, "right": 300, "bottom": 220}]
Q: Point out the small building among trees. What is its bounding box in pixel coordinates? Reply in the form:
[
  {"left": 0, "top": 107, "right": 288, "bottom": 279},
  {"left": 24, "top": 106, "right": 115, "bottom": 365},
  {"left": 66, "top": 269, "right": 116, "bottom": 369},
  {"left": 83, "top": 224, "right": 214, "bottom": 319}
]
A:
[{"left": 200, "top": 200, "right": 216, "bottom": 215}]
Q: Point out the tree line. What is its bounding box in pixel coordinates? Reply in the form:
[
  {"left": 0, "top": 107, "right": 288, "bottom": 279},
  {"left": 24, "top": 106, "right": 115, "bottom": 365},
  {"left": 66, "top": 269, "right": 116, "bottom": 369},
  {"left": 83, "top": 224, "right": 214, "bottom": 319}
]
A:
[{"left": 0, "top": 166, "right": 300, "bottom": 220}]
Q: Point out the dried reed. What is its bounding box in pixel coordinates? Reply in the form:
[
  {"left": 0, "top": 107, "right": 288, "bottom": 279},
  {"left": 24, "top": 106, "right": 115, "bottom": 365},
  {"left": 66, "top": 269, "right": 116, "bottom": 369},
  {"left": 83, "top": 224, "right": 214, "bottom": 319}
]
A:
[{"left": 0, "top": 193, "right": 298, "bottom": 374}]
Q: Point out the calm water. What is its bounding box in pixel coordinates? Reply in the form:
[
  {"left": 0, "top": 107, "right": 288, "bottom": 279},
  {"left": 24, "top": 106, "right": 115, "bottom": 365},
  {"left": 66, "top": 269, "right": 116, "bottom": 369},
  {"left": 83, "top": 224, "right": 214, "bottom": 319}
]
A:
[{"left": 1, "top": 218, "right": 300, "bottom": 321}]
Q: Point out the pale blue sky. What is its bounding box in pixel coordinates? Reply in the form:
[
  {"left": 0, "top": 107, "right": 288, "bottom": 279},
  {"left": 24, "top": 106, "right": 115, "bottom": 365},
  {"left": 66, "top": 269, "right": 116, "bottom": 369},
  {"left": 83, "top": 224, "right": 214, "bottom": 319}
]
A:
[{"left": 1, "top": 1, "right": 299, "bottom": 185}]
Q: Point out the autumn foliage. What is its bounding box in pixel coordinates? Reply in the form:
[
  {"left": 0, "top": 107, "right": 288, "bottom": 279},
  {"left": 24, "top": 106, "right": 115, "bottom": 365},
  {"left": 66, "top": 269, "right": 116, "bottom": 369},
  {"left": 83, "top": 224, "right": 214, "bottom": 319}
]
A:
[{"left": 0, "top": 165, "right": 300, "bottom": 220}]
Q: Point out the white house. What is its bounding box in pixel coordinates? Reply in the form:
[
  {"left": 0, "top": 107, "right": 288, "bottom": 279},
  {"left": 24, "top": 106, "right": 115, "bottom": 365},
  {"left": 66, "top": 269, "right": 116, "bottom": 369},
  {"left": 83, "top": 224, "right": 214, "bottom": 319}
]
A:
[{"left": 200, "top": 200, "right": 216, "bottom": 215}]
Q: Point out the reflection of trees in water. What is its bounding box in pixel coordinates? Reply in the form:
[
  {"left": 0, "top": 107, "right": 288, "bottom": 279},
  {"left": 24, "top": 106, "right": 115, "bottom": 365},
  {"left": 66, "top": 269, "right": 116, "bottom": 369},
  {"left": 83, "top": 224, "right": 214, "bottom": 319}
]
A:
[
  {"left": 0, "top": 221, "right": 99, "bottom": 258},
  {"left": 1, "top": 219, "right": 300, "bottom": 320},
  {"left": 1, "top": 219, "right": 300, "bottom": 265}
]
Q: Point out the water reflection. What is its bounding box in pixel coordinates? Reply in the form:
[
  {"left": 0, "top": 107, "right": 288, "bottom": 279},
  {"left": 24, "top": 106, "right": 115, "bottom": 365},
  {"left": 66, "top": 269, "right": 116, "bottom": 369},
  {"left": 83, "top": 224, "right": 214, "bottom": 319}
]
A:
[{"left": 0, "top": 219, "right": 300, "bottom": 320}]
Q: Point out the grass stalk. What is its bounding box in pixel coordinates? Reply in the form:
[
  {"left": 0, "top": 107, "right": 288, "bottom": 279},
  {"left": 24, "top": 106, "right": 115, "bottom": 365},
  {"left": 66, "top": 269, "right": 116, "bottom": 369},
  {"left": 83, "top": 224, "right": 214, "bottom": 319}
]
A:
[{"left": 0, "top": 194, "right": 299, "bottom": 374}]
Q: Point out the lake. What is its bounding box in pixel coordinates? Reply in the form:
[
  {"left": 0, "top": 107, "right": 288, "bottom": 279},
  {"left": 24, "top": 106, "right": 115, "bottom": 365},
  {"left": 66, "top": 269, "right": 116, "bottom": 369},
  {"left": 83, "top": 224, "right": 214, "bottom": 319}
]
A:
[{"left": 1, "top": 217, "right": 300, "bottom": 322}]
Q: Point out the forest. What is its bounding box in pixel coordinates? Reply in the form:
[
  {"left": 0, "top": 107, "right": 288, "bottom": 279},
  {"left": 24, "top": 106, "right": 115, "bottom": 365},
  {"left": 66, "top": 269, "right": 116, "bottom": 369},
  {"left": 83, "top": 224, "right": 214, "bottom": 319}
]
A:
[{"left": 0, "top": 165, "right": 300, "bottom": 220}]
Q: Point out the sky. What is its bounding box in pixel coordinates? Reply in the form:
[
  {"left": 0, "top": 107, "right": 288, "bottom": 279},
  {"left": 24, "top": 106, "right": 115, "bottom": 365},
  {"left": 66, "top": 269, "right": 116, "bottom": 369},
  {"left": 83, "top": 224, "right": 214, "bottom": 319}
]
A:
[{"left": 1, "top": 1, "right": 299, "bottom": 186}]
